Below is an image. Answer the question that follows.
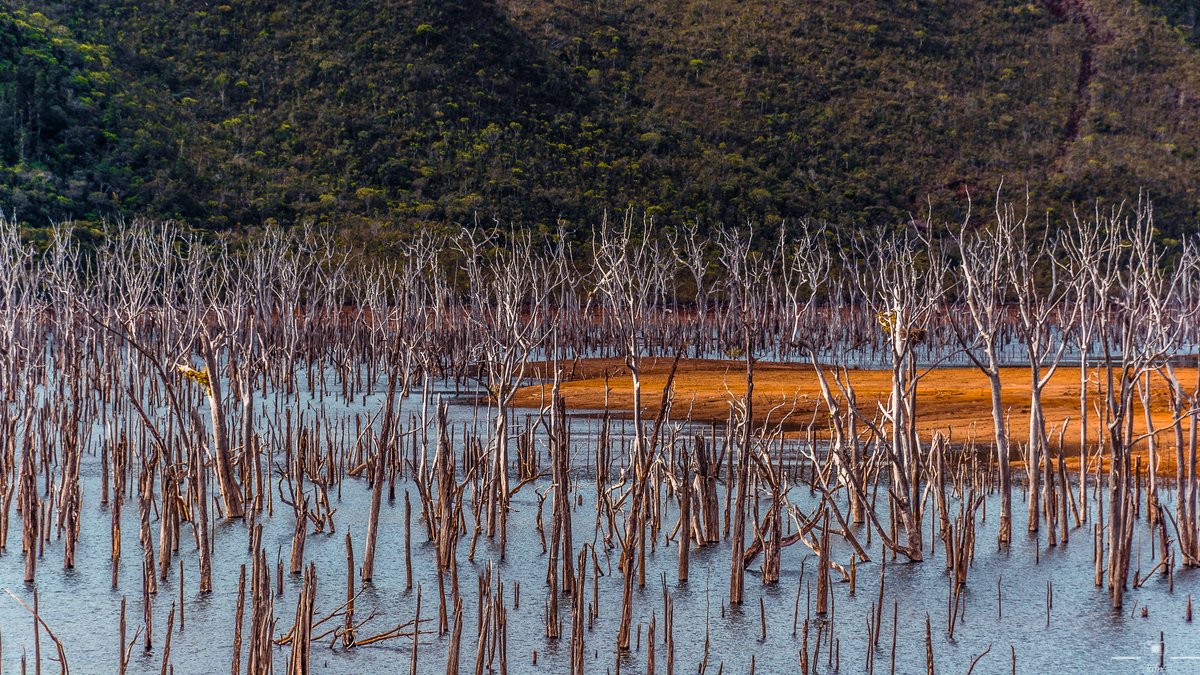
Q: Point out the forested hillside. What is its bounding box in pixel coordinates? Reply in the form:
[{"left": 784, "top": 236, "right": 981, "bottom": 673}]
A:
[{"left": 4, "top": 0, "right": 1200, "bottom": 236}]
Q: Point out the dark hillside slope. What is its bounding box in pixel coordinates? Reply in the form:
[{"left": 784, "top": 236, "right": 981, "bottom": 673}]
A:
[{"left": 7, "top": 0, "right": 1200, "bottom": 235}]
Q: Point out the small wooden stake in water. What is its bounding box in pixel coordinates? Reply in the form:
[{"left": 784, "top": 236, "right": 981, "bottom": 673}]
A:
[
  {"left": 161, "top": 602, "right": 176, "bottom": 675},
  {"left": 924, "top": 612, "right": 934, "bottom": 675},
  {"left": 759, "top": 598, "right": 766, "bottom": 641},
  {"left": 890, "top": 598, "right": 897, "bottom": 675}
]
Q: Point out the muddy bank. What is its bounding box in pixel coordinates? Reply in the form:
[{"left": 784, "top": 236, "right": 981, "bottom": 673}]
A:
[{"left": 514, "top": 357, "right": 1192, "bottom": 474}]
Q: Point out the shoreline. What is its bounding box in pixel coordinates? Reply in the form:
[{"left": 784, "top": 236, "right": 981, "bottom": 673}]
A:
[{"left": 512, "top": 357, "right": 1193, "bottom": 476}]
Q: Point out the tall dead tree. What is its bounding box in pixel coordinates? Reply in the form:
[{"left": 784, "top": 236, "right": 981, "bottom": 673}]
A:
[
  {"left": 849, "top": 227, "right": 947, "bottom": 561},
  {"left": 1007, "top": 205, "right": 1073, "bottom": 538},
  {"left": 716, "top": 225, "right": 775, "bottom": 603},
  {"left": 457, "top": 227, "right": 555, "bottom": 558},
  {"left": 953, "top": 200, "right": 1017, "bottom": 544},
  {"left": 593, "top": 211, "right": 674, "bottom": 649}
]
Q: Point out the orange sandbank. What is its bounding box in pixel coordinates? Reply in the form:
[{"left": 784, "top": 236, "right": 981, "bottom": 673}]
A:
[{"left": 512, "top": 358, "right": 1199, "bottom": 476}]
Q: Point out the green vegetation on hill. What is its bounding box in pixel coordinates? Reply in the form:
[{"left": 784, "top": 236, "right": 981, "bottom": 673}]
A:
[
  {"left": 1141, "top": 0, "right": 1200, "bottom": 45},
  {"left": 0, "top": 10, "right": 185, "bottom": 225},
  {"left": 5, "top": 0, "right": 1200, "bottom": 236}
]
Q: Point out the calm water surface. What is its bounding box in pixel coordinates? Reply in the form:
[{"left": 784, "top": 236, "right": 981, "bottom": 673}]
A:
[{"left": 1, "top": 388, "right": 1197, "bottom": 674}]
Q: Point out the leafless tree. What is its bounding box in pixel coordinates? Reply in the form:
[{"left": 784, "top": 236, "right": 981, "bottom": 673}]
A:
[
  {"left": 457, "top": 225, "right": 557, "bottom": 558},
  {"left": 592, "top": 210, "right": 677, "bottom": 647},
  {"left": 848, "top": 226, "right": 948, "bottom": 561},
  {"left": 1006, "top": 203, "right": 1074, "bottom": 539},
  {"left": 952, "top": 198, "right": 1017, "bottom": 544}
]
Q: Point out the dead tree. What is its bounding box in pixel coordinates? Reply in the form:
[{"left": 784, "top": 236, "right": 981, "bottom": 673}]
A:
[
  {"left": 457, "top": 227, "right": 556, "bottom": 558},
  {"left": 715, "top": 224, "right": 776, "bottom": 602},
  {"left": 1063, "top": 206, "right": 1122, "bottom": 527},
  {"left": 783, "top": 222, "right": 868, "bottom": 525},
  {"left": 1007, "top": 203, "right": 1073, "bottom": 538},
  {"left": 1089, "top": 200, "right": 1181, "bottom": 607},
  {"left": 592, "top": 211, "right": 675, "bottom": 649},
  {"left": 952, "top": 201, "right": 1017, "bottom": 544},
  {"left": 849, "top": 227, "right": 947, "bottom": 561}
]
